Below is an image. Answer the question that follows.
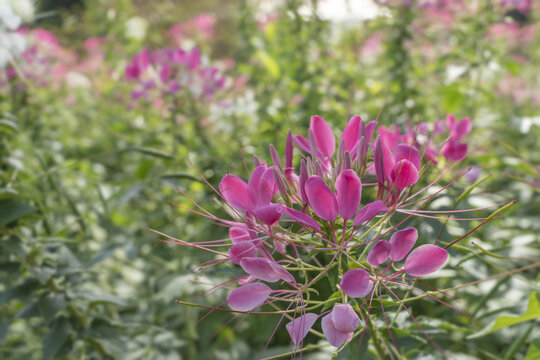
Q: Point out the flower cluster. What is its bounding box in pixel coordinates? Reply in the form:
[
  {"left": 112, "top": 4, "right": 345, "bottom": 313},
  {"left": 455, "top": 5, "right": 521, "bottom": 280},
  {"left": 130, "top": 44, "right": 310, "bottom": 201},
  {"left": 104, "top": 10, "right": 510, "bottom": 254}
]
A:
[
  {"left": 173, "top": 114, "right": 485, "bottom": 356},
  {"left": 124, "top": 46, "right": 227, "bottom": 109}
]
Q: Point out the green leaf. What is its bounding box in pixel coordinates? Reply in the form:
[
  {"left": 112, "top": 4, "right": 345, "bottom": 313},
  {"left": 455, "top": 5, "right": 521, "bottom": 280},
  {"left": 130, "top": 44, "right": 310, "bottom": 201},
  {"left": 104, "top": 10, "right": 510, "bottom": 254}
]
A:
[
  {"left": 42, "top": 317, "right": 71, "bottom": 360},
  {"left": 526, "top": 333, "right": 540, "bottom": 360},
  {"left": 72, "top": 291, "right": 126, "bottom": 306},
  {"left": 0, "top": 199, "right": 35, "bottom": 227},
  {"left": 468, "top": 292, "right": 540, "bottom": 339}
]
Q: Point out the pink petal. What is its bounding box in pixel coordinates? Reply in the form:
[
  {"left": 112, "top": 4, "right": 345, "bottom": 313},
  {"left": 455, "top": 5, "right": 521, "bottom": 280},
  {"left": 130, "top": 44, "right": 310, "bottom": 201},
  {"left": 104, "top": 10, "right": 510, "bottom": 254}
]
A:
[
  {"left": 240, "top": 257, "right": 295, "bottom": 284},
  {"left": 367, "top": 240, "right": 391, "bottom": 267},
  {"left": 340, "top": 269, "right": 373, "bottom": 298},
  {"left": 390, "top": 159, "right": 419, "bottom": 190},
  {"left": 229, "top": 242, "right": 258, "bottom": 265},
  {"left": 395, "top": 144, "right": 421, "bottom": 170},
  {"left": 248, "top": 165, "right": 267, "bottom": 209},
  {"left": 404, "top": 244, "right": 448, "bottom": 276},
  {"left": 220, "top": 174, "right": 250, "bottom": 211},
  {"left": 366, "top": 120, "right": 378, "bottom": 141},
  {"left": 227, "top": 283, "right": 272, "bottom": 311},
  {"left": 310, "top": 115, "right": 335, "bottom": 158},
  {"left": 286, "top": 313, "right": 318, "bottom": 345},
  {"left": 450, "top": 117, "right": 471, "bottom": 141},
  {"left": 331, "top": 304, "right": 360, "bottom": 332},
  {"left": 378, "top": 125, "right": 400, "bottom": 151},
  {"left": 335, "top": 169, "right": 362, "bottom": 220},
  {"left": 322, "top": 314, "right": 353, "bottom": 347},
  {"left": 341, "top": 116, "right": 362, "bottom": 153},
  {"left": 305, "top": 176, "right": 338, "bottom": 222},
  {"left": 353, "top": 201, "right": 389, "bottom": 226},
  {"left": 389, "top": 227, "right": 418, "bottom": 261},
  {"left": 229, "top": 226, "right": 252, "bottom": 244},
  {"left": 441, "top": 140, "right": 468, "bottom": 161},
  {"left": 253, "top": 203, "right": 282, "bottom": 226},
  {"left": 279, "top": 206, "right": 321, "bottom": 232},
  {"left": 286, "top": 130, "right": 294, "bottom": 168}
]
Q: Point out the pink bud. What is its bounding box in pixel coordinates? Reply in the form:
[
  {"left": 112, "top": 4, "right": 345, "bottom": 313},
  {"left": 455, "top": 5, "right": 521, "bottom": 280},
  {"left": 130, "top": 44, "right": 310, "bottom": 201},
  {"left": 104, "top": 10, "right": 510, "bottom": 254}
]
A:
[
  {"left": 390, "top": 159, "right": 419, "bottom": 190},
  {"left": 286, "top": 130, "right": 294, "bottom": 168},
  {"left": 310, "top": 115, "right": 335, "bottom": 158},
  {"left": 389, "top": 227, "right": 417, "bottom": 261},
  {"left": 367, "top": 240, "right": 391, "bottom": 267},
  {"left": 335, "top": 169, "right": 362, "bottom": 220},
  {"left": 404, "top": 244, "right": 448, "bottom": 276},
  {"left": 340, "top": 269, "right": 373, "bottom": 298},
  {"left": 253, "top": 203, "right": 282, "bottom": 226},
  {"left": 286, "top": 313, "right": 318, "bottom": 345},
  {"left": 227, "top": 283, "right": 272, "bottom": 311},
  {"left": 305, "top": 176, "right": 338, "bottom": 222}
]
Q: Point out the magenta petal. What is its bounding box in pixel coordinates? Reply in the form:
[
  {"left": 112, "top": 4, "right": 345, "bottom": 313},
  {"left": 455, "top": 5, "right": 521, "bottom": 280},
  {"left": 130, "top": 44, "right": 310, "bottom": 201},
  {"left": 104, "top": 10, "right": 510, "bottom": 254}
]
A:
[
  {"left": 227, "top": 283, "right": 272, "bottom": 311},
  {"left": 366, "top": 120, "right": 378, "bottom": 141},
  {"left": 353, "top": 201, "right": 389, "bottom": 226},
  {"left": 341, "top": 116, "right": 362, "bottom": 153},
  {"left": 229, "top": 226, "right": 252, "bottom": 244},
  {"left": 305, "top": 176, "right": 338, "bottom": 222},
  {"left": 310, "top": 115, "right": 335, "bottom": 158},
  {"left": 389, "top": 227, "right": 418, "bottom": 261},
  {"left": 441, "top": 140, "right": 468, "bottom": 161},
  {"left": 395, "top": 144, "right": 421, "bottom": 170},
  {"left": 248, "top": 165, "right": 267, "bottom": 209},
  {"left": 253, "top": 203, "right": 282, "bottom": 226},
  {"left": 279, "top": 206, "right": 321, "bottom": 232},
  {"left": 286, "top": 313, "right": 318, "bottom": 345},
  {"left": 451, "top": 117, "right": 472, "bottom": 141},
  {"left": 220, "top": 174, "right": 250, "bottom": 211},
  {"left": 340, "top": 269, "right": 373, "bottom": 298},
  {"left": 240, "top": 257, "right": 281, "bottom": 282},
  {"left": 240, "top": 257, "right": 295, "bottom": 284},
  {"left": 367, "top": 240, "right": 391, "bottom": 267},
  {"left": 322, "top": 314, "right": 353, "bottom": 347},
  {"left": 331, "top": 304, "right": 360, "bottom": 332},
  {"left": 335, "top": 169, "right": 362, "bottom": 220},
  {"left": 404, "top": 244, "right": 448, "bottom": 276},
  {"left": 229, "top": 242, "right": 258, "bottom": 265},
  {"left": 390, "top": 159, "right": 419, "bottom": 190}
]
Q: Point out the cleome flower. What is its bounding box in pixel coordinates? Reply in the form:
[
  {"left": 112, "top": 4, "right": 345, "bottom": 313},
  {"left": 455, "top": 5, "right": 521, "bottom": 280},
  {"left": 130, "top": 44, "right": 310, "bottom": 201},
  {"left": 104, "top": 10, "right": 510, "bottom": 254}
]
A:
[{"left": 165, "top": 114, "right": 503, "bottom": 358}]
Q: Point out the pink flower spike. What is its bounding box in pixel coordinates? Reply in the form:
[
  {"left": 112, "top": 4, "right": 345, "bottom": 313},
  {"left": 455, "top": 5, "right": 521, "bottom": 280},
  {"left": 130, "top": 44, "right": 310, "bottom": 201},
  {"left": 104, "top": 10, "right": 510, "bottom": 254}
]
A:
[
  {"left": 331, "top": 304, "right": 360, "bottom": 332},
  {"left": 220, "top": 174, "right": 250, "bottom": 211},
  {"left": 442, "top": 140, "right": 468, "bottom": 161},
  {"left": 279, "top": 206, "right": 321, "bottom": 232},
  {"left": 404, "top": 244, "right": 448, "bottom": 276},
  {"left": 340, "top": 269, "right": 373, "bottom": 298},
  {"left": 341, "top": 115, "right": 362, "bottom": 153},
  {"left": 395, "top": 144, "right": 421, "bottom": 170},
  {"left": 286, "top": 313, "right": 318, "bottom": 345},
  {"left": 390, "top": 159, "right": 419, "bottom": 190},
  {"left": 389, "top": 227, "right": 418, "bottom": 261},
  {"left": 322, "top": 314, "right": 353, "bottom": 347},
  {"left": 305, "top": 176, "right": 338, "bottom": 222},
  {"left": 367, "top": 240, "right": 391, "bottom": 267},
  {"left": 353, "top": 200, "right": 389, "bottom": 226},
  {"left": 227, "top": 283, "right": 273, "bottom": 311},
  {"left": 253, "top": 203, "right": 282, "bottom": 226},
  {"left": 229, "top": 242, "right": 258, "bottom": 265},
  {"left": 310, "top": 115, "right": 335, "bottom": 158},
  {"left": 335, "top": 169, "right": 362, "bottom": 220}
]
